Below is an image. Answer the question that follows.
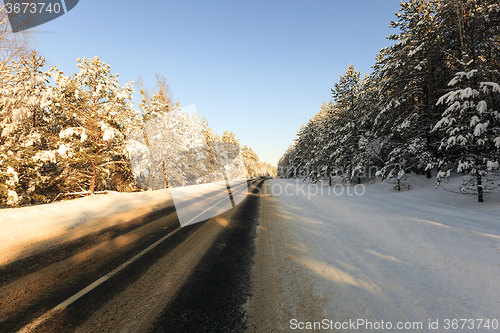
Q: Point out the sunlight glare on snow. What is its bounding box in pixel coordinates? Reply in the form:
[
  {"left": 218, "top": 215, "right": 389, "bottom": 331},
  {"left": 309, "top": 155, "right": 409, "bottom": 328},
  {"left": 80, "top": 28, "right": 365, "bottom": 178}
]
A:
[{"left": 293, "top": 256, "right": 383, "bottom": 295}]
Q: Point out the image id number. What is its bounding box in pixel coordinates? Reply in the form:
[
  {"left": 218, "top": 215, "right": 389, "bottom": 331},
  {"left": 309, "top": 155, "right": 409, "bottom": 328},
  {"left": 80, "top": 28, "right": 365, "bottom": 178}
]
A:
[{"left": 5, "top": 2, "right": 61, "bottom": 14}]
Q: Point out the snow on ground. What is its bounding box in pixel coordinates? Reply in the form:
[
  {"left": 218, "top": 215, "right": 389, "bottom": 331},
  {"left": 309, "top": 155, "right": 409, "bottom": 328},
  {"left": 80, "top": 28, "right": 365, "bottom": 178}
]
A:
[
  {"left": 0, "top": 179, "right": 250, "bottom": 266},
  {"left": 266, "top": 175, "right": 499, "bottom": 332},
  {"left": 0, "top": 189, "right": 173, "bottom": 265}
]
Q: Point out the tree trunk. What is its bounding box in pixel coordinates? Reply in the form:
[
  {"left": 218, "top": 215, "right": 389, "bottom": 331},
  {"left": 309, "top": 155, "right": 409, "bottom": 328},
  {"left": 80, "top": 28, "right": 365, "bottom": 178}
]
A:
[
  {"left": 162, "top": 160, "right": 169, "bottom": 188},
  {"left": 477, "top": 174, "right": 483, "bottom": 202},
  {"left": 89, "top": 160, "right": 96, "bottom": 195},
  {"left": 328, "top": 165, "right": 332, "bottom": 186},
  {"left": 420, "top": 51, "right": 428, "bottom": 130}
]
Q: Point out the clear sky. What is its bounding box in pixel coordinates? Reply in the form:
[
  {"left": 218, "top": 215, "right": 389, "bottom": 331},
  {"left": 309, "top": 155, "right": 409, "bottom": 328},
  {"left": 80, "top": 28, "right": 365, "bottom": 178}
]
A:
[{"left": 32, "top": 0, "right": 402, "bottom": 166}]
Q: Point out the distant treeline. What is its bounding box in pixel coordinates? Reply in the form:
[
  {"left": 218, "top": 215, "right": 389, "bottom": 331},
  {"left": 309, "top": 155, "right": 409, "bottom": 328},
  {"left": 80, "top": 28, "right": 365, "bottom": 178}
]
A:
[
  {"left": 278, "top": 0, "right": 499, "bottom": 201},
  {"left": 0, "top": 54, "right": 276, "bottom": 207}
]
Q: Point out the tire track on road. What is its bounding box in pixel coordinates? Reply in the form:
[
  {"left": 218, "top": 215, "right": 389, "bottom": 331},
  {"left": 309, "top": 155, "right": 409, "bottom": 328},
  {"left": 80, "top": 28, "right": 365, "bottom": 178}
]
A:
[{"left": 145, "top": 180, "right": 264, "bottom": 333}]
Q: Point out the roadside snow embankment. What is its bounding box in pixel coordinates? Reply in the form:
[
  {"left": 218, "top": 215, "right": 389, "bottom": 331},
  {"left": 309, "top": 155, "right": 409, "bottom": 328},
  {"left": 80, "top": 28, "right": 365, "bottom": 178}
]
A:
[
  {"left": 0, "top": 179, "right": 252, "bottom": 267},
  {"left": 267, "top": 176, "right": 499, "bottom": 332},
  {"left": 0, "top": 190, "right": 173, "bottom": 266}
]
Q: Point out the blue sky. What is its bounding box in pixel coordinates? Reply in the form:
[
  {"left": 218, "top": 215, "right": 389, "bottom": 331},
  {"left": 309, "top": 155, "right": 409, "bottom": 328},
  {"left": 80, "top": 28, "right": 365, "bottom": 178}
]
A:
[{"left": 33, "top": 0, "right": 402, "bottom": 166}]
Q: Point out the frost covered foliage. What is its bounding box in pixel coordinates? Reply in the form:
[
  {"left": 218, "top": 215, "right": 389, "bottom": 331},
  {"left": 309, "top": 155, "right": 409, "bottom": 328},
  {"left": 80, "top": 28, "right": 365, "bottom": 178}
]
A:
[
  {"left": 0, "top": 52, "right": 59, "bottom": 206},
  {"left": 375, "top": 137, "right": 434, "bottom": 189},
  {"left": 278, "top": 67, "right": 379, "bottom": 184},
  {"left": 50, "top": 56, "right": 138, "bottom": 196},
  {"left": 0, "top": 54, "right": 139, "bottom": 206},
  {"left": 128, "top": 75, "right": 275, "bottom": 190},
  {"left": 330, "top": 65, "right": 379, "bottom": 183},
  {"left": 1, "top": 53, "right": 275, "bottom": 206},
  {"left": 278, "top": 0, "right": 500, "bottom": 201},
  {"left": 211, "top": 131, "right": 247, "bottom": 181},
  {"left": 127, "top": 111, "right": 274, "bottom": 190},
  {"left": 433, "top": 68, "right": 500, "bottom": 199},
  {"left": 240, "top": 145, "right": 276, "bottom": 178},
  {"left": 372, "top": 0, "right": 445, "bottom": 181},
  {"left": 127, "top": 108, "right": 213, "bottom": 189},
  {"left": 203, "top": 124, "right": 276, "bottom": 179}
]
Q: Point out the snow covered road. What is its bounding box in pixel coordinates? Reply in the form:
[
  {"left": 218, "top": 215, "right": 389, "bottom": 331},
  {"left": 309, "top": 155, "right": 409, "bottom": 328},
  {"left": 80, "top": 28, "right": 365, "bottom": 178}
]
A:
[
  {"left": 0, "top": 179, "right": 259, "bottom": 332},
  {"left": 0, "top": 178, "right": 251, "bottom": 266},
  {"left": 1, "top": 177, "right": 498, "bottom": 332},
  {"left": 253, "top": 178, "right": 499, "bottom": 332}
]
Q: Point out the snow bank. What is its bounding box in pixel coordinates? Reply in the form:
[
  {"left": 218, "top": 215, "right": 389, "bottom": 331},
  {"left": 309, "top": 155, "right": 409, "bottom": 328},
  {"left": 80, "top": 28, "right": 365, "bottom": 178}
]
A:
[
  {"left": 0, "top": 189, "right": 173, "bottom": 266},
  {"left": 267, "top": 175, "right": 499, "bottom": 332},
  {"left": 0, "top": 178, "right": 251, "bottom": 266}
]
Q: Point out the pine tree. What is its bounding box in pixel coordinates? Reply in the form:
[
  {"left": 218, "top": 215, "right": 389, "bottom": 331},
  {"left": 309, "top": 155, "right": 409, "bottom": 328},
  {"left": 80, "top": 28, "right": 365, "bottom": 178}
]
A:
[
  {"left": 219, "top": 131, "right": 246, "bottom": 180},
  {"left": 176, "top": 111, "right": 212, "bottom": 186},
  {"left": 373, "top": 0, "right": 448, "bottom": 184},
  {"left": 130, "top": 77, "right": 176, "bottom": 189},
  {"left": 137, "top": 74, "right": 173, "bottom": 123},
  {"left": 308, "top": 103, "right": 332, "bottom": 183},
  {"left": 277, "top": 144, "right": 298, "bottom": 178},
  {"left": 432, "top": 0, "right": 500, "bottom": 201},
  {"left": 293, "top": 121, "right": 317, "bottom": 180},
  {"left": 0, "top": 51, "right": 58, "bottom": 206},
  {"left": 201, "top": 116, "right": 222, "bottom": 181},
  {"left": 436, "top": 0, "right": 500, "bottom": 79},
  {"left": 433, "top": 66, "right": 500, "bottom": 201},
  {"left": 242, "top": 146, "right": 261, "bottom": 177},
  {"left": 331, "top": 64, "right": 371, "bottom": 183},
  {"left": 51, "top": 56, "right": 137, "bottom": 195}
]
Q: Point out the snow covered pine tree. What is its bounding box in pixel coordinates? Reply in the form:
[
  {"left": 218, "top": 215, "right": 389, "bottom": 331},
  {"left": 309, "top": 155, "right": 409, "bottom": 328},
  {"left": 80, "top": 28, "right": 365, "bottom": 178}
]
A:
[
  {"left": 0, "top": 52, "right": 59, "bottom": 206},
  {"left": 433, "top": 67, "right": 500, "bottom": 202},
  {"left": 51, "top": 56, "right": 137, "bottom": 196}
]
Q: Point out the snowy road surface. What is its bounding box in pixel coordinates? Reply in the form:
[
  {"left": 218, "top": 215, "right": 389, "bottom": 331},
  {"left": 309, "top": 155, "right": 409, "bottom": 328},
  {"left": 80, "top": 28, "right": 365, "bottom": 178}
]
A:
[
  {"left": 249, "top": 178, "right": 500, "bottom": 332},
  {"left": 1, "top": 176, "right": 499, "bottom": 332},
  {"left": 0, "top": 180, "right": 261, "bottom": 332},
  {"left": 0, "top": 178, "right": 250, "bottom": 266}
]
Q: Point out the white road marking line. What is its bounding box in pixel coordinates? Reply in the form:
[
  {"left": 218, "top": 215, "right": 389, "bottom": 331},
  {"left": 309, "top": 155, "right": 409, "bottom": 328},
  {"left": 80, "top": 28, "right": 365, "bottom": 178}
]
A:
[{"left": 16, "top": 227, "right": 183, "bottom": 333}]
